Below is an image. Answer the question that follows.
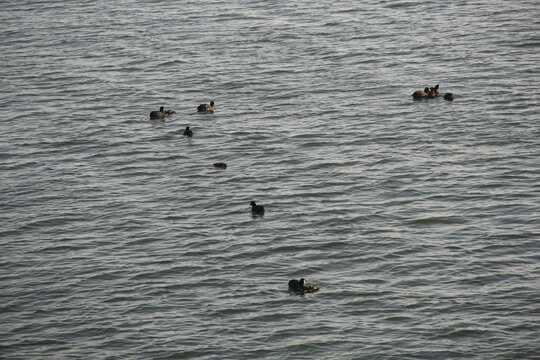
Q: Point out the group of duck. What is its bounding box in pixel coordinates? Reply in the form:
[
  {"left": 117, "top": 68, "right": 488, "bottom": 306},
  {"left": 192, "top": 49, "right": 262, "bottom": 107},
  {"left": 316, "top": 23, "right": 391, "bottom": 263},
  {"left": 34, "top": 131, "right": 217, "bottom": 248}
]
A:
[
  {"left": 252, "top": 85, "right": 456, "bottom": 294},
  {"left": 149, "top": 100, "right": 216, "bottom": 138},
  {"left": 149, "top": 87, "right": 460, "bottom": 295},
  {"left": 149, "top": 100, "right": 215, "bottom": 119},
  {"left": 148, "top": 102, "right": 319, "bottom": 294},
  {"left": 412, "top": 84, "right": 454, "bottom": 101}
]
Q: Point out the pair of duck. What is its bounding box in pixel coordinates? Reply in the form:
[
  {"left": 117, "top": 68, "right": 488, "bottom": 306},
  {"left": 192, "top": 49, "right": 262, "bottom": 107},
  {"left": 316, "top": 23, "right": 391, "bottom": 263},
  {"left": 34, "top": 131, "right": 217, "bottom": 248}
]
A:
[
  {"left": 253, "top": 201, "right": 319, "bottom": 293},
  {"left": 412, "top": 84, "right": 440, "bottom": 99},
  {"left": 150, "top": 101, "right": 216, "bottom": 137},
  {"left": 185, "top": 101, "right": 215, "bottom": 135},
  {"left": 149, "top": 100, "right": 215, "bottom": 119},
  {"left": 412, "top": 85, "right": 454, "bottom": 101}
]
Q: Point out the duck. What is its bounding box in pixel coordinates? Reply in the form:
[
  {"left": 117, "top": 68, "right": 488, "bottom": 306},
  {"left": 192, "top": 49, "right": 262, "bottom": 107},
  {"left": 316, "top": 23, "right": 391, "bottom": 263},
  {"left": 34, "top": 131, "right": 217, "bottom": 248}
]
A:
[
  {"left": 250, "top": 201, "right": 265, "bottom": 215},
  {"left": 197, "top": 100, "right": 215, "bottom": 112},
  {"left": 150, "top": 106, "right": 176, "bottom": 119},
  {"left": 213, "top": 162, "right": 227, "bottom": 169},
  {"left": 183, "top": 126, "right": 193, "bottom": 137},
  {"left": 288, "top": 278, "right": 319, "bottom": 293},
  {"left": 444, "top": 93, "right": 454, "bottom": 101},
  {"left": 288, "top": 278, "right": 306, "bottom": 290},
  {"left": 427, "top": 85, "right": 440, "bottom": 98},
  {"left": 149, "top": 106, "right": 165, "bottom": 119},
  {"left": 412, "top": 87, "right": 430, "bottom": 99}
]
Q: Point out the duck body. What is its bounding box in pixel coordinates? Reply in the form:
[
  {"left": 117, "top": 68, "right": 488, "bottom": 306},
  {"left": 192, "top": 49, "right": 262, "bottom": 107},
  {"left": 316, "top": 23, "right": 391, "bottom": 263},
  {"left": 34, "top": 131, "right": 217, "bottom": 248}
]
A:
[
  {"left": 150, "top": 106, "right": 165, "bottom": 119},
  {"left": 444, "top": 93, "right": 454, "bottom": 101},
  {"left": 413, "top": 85, "right": 441, "bottom": 99},
  {"left": 288, "top": 278, "right": 319, "bottom": 293},
  {"left": 288, "top": 278, "right": 306, "bottom": 290},
  {"left": 214, "top": 162, "right": 227, "bottom": 169},
  {"left": 197, "top": 100, "right": 215, "bottom": 112},
  {"left": 150, "top": 106, "right": 175, "bottom": 119},
  {"left": 412, "top": 87, "right": 430, "bottom": 99},
  {"left": 250, "top": 201, "right": 265, "bottom": 215},
  {"left": 183, "top": 126, "right": 193, "bottom": 137}
]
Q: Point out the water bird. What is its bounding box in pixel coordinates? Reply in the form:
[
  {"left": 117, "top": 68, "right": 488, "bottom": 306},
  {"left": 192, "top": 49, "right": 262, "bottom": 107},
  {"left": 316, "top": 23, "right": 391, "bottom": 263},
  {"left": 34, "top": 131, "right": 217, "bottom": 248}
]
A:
[
  {"left": 183, "top": 126, "right": 193, "bottom": 137},
  {"left": 444, "top": 93, "right": 454, "bottom": 101},
  {"left": 288, "top": 278, "right": 306, "bottom": 290},
  {"left": 428, "top": 87, "right": 439, "bottom": 98},
  {"left": 149, "top": 106, "right": 165, "bottom": 119},
  {"left": 213, "top": 162, "right": 227, "bottom": 169},
  {"left": 150, "top": 106, "right": 175, "bottom": 119},
  {"left": 288, "top": 278, "right": 319, "bottom": 293},
  {"left": 412, "top": 87, "right": 430, "bottom": 99},
  {"left": 250, "top": 201, "right": 265, "bottom": 215},
  {"left": 197, "top": 100, "right": 215, "bottom": 112}
]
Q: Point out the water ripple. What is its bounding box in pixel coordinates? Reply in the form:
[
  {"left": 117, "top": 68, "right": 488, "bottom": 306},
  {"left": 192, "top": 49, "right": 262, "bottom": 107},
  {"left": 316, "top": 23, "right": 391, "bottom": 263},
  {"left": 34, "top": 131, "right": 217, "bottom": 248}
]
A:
[{"left": 1, "top": 0, "right": 539, "bottom": 359}]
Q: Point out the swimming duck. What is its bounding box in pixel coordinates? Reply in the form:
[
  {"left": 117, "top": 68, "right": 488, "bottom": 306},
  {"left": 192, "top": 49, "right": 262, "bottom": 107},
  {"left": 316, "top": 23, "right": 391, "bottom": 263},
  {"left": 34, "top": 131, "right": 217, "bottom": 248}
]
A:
[
  {"left": 149, "top": 106, "right": 165, "bottom": 119},
  {"left": 412, "top": 87, "right": 430, "bottom": 99},
  {"left": 197, "top": 101, "right": 215, "bottom": 112},
  {"left": 250, "top": 201, "right": 265, "bottom": 215},
  {"left": 213, "top": 162, "right": 227, "bottom": 169},
  {"left": 288, "top": 278, "right": 319, "bottom": 293},
  {"left": 444, "top": 93, "right": 454, "bottom": 101},
  {"left": 183, "top": 126, "right": 193, "bottom": 137},
  {"left": 165, "top": 109, "right": 176, "bottom": 115},
  {"left": 288, "top": 278, "right": 306, "bottom": 290},
  {"left": 427, "top": 85, "right": 440, "bottom": 98}
]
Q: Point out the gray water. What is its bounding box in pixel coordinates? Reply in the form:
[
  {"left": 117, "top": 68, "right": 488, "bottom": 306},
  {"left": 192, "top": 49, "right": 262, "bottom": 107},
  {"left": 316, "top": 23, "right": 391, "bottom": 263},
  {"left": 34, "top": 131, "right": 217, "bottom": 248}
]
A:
[{"left": 1, "top": 1, "right": 539, "bottom": 359}]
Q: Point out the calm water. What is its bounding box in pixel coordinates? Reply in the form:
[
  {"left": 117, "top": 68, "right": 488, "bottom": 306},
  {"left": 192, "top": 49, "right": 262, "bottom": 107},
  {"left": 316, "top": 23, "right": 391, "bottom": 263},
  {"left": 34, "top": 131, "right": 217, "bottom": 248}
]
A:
[{"left": 1, "top": 1, "right": 539, "bottom": 359}]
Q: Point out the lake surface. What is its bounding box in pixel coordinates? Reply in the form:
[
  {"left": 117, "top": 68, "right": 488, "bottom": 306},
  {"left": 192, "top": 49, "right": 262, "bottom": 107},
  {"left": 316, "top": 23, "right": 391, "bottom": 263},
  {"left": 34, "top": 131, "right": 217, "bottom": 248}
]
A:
[{"left": 1, "top": 1, "right": 539, "bottom": 359}]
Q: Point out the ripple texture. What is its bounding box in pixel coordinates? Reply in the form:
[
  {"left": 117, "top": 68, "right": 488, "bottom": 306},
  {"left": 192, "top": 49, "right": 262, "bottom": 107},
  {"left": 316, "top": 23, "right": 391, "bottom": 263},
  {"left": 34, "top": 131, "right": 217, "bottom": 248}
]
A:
[{"left": 1, "top": 1, "right": 539, "bottom": 359}]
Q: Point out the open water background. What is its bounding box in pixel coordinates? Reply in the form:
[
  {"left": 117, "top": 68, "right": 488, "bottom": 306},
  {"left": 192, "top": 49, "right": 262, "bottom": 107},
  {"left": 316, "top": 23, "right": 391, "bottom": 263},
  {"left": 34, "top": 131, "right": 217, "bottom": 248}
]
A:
[{"left": 1, "top": 1, "right": 539, "bottom": 359}]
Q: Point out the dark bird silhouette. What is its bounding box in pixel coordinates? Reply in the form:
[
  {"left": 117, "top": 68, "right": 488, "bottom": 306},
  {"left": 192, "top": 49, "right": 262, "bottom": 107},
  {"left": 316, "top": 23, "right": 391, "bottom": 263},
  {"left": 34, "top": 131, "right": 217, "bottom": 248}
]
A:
[
  {"left": 183, "top": 126, "right": 193, "bottom": 137},
  {"left": 150, "top": 106, "right": 175, "bottom": 119},
  {"left": 250, "top": 201, "right": 265, "bottom": 215},
  {"left": 197, "top": 100, "right": 215, "bottom": 112},
  {"left": 288, "top": 278, "right": 319, "bottom": 293},
  {"left": 149, "top": 106, "right": 165, "bottom": 119},
  {"left": 412, "top": 87, "right": 430, "bottom": 99},
  {"left": 288, "top": 278, "right": 306, "bottom": 291}
]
